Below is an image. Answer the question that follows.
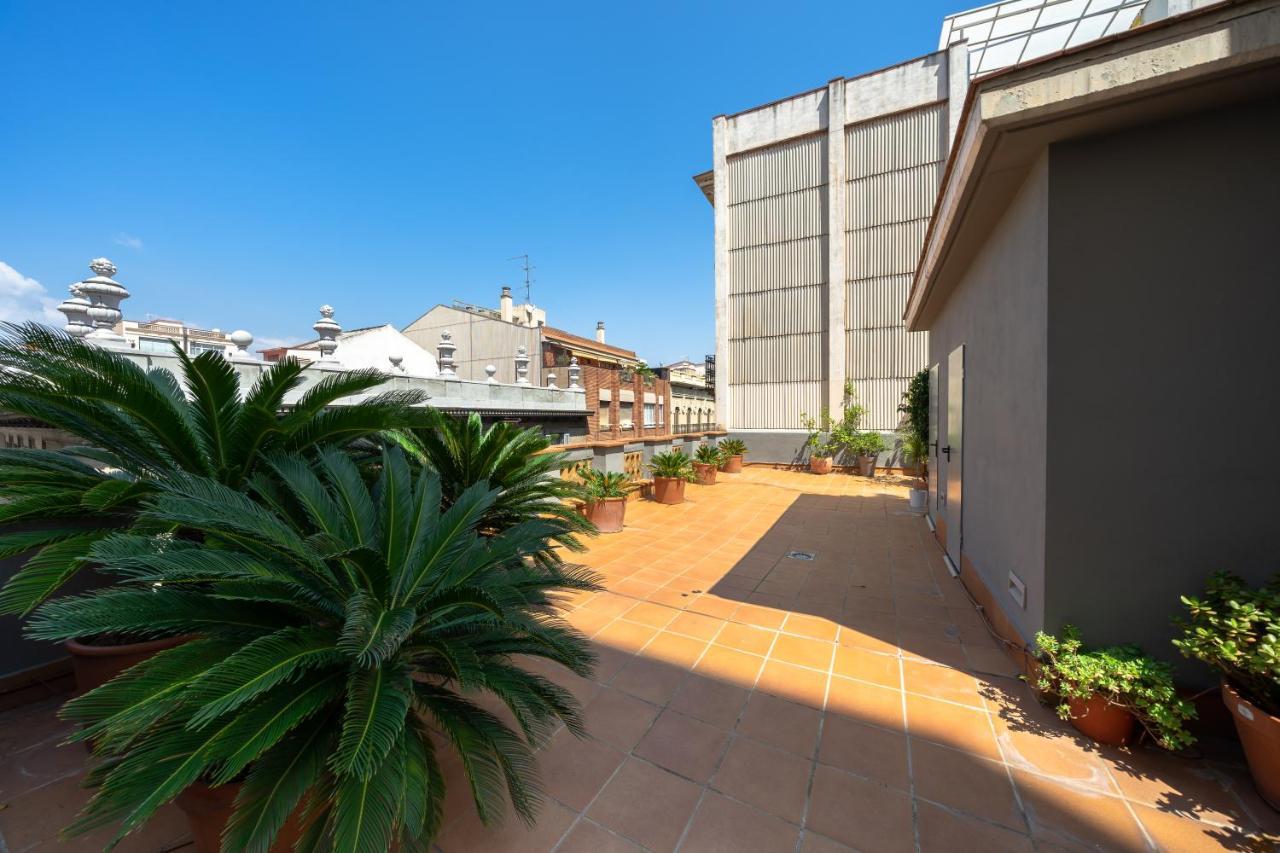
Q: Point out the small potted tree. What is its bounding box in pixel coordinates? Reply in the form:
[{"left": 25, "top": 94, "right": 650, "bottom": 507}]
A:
[
  {"left": 1175, "top": 572, "right": 1280, "bottom": 808},
  {"left": 717, "top": 439, "right": 747, "bottom": 473},
  {"left": 578, "top": 466, "right": 639, "bottom": 533},
  {"left": 1032, "top": 626, "right": 1195, "bottom": 749},
  {"left": 848, "top": 431, "right": 887, "bottom": 477},
  {"left": 903, "top": 432, "right": 929, "bottom": 509},
  {"left": 692, "top": 445, "right": 723, "bottom": 485},
  {"left": 800, "top": 410, "right": 834, "bottom": 474},
  {"left": 648, "top": 450, "right": 696, "bottom": 505}
]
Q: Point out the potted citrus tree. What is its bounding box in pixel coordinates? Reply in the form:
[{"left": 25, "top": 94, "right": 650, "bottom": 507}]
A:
[
  {"left": 692, "top": 444, "right": 723, "bottom": 485},
  {"left": 1175, "top": 572, "right": 1280, "bottom": 808},
  {"left": 848, "top": 431, "right": 887, "bottom": 477},
  {"left": 800, "top": 410, "right": 834, "bottom": 474},
  {"left": 1032, "top": 626, "right": 1194, "bottom": 749},
  {"left": 717, "top": 439, "right": 747, "bottom": 473},
  {"left": 28, "top": 446, "right": 601, "bottom": 852},
  {"left": 648, "top": 450, "right": 696, "bottom": 505},
  {"left": 578, "top": 467, "right": 639, "bottom": 533}
]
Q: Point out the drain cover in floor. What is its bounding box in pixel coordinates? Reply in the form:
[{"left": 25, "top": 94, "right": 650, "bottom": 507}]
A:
[{"left": 785, "top": 550, "right": 816, "bottom": 561}]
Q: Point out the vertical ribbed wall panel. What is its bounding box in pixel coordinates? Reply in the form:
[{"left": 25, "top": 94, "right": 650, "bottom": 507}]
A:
[
  {"left": 727, "top": 133, "right": 829, "bottom": 429},
  {"left": 844, "top": 102, "right": 946, "bottom": 430},
  {"left": 731, "top": 382, "right": 824, "bottom": 430}
]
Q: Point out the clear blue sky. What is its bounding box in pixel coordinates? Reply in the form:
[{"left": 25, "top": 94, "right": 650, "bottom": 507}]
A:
[{"left": 0, "top": 1, "right": 960, "bottom": 363}]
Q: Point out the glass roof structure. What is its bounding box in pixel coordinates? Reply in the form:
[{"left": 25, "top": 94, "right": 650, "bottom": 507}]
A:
[{"left": 939, "top": 0, "right": 1149, "bottom": 76}]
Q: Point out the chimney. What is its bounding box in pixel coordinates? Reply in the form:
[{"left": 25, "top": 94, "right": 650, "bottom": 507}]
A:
[
  {"left": 500, "top": 286, "right": 513, "bottom": 323},
  {"left": 595, "top": 321, "right": 606, "bottom": 344}
]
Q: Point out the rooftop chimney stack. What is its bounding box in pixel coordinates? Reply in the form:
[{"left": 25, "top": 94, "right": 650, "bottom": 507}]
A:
[
  {"left": 500, "top": 286, "right": 513, "bottom": 323},
  {"left": 596, "top": 321, "right": 606, "bottom": 344}
]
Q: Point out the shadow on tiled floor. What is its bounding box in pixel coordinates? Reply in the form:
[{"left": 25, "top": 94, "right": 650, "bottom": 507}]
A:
[{"left": 2, "top": 467, "right": 1277, "bottom": 851}]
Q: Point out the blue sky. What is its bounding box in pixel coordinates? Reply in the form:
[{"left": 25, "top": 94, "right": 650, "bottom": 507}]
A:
[{"left": 0, "top": 1, "right": 960, "bottom": 363}]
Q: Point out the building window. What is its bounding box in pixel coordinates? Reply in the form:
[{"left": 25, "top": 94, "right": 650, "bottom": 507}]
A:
[
  {"left": 658, "top": 402, "right": 664, "bottom": 426},
  {"left": 643, "top": 402, "right": 656, "bottom": 428},
  {"left": 189, "top": 342, "right": 225, "bottom": 356},
  {"left": 137, "top": 336, "right": 172, "bottom": 354},
  {"left": 619, "top": 401, "right": 634, "bottom": 429},
  {"left": 598, "top": 399, "right": 611, "bottom": 427}
]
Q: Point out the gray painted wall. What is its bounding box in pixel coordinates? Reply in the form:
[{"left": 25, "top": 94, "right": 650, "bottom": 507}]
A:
[
  {"left": 927, "top": 155, "right": 1050, "bottom": 643},
  {"left": 1044, "top": 96, "right": 1280, "bottom": 677},
  {"left": 403, "top": 306, "right": 543, "bottom": 385}
]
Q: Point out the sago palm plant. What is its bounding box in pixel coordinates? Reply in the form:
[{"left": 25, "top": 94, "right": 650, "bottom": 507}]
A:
[
  {"left": 389, "top": 410, "right": 591, "bottom": 559},
  {"left": 0, "top": 322, "right": 424, "bottom": 615},
  {"left": 28, "top": 445, "right": 601, "bottom": 852},
  {"left": 647, "top": 450, "right": 696, "bottom": 481}
]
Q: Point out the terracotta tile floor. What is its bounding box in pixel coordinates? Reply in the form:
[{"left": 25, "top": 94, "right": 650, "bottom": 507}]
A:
[{"left": 3, "top": 467, "right": 1278, "bottom": 851}]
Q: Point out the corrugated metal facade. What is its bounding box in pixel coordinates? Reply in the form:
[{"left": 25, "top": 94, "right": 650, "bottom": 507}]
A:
[
  {"left": 844, "top": 103, "right": 945, "bottom": 429},
  {"left": 726, "top": 134, "right": 828, "bottom": 429}
]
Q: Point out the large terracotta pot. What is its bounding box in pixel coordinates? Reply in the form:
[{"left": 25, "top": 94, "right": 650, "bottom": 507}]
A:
[
  {"left": 856, "top": 455, "right": 878, "bottom": 477},
  {"left": 1223, "top": 681, "right": 1280, "bottom": 810},
  {"left": 692, "top": 462, "right": 717, "bottom": 485},
  {"left": 653, "top": 477, "right": 686, "bottom": 505},
  {"left": 583, "top": 497, "right": 626, "bottom": 533},
  {"left": 65, "top": 635, "right": 191, "bottom": 695},
  {"left": 1067, "top": 694, "right": 1136, "bottom": 746},
  {"left": 176, "top": 782, "right": 309, "bottom": 853},
  {"left": 809, "top": 456, "right": 833, "bottom": 475},
  {"left": 719, "top": 455, "right": 743, "bottom": 474}
]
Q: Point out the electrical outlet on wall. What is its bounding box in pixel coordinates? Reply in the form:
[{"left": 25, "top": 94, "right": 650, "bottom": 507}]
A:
[{"left": 1008, "top": 571, "right": 1027, "bottom": 609}]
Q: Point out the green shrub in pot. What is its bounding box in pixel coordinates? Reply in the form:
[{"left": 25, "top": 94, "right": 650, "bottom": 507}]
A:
[
  {"left": 27, "top": 445, "right": 601, "bottom": 851},
  {"left": 1032, "top": 626, "right": 1195, "bottom": 750},
  {"left": 647, "top": 450, "right": 697, "bottom": 482},
  {"left": 693, "top": 444, "right": 725, "bottom": 467},
  {"left": 717, "top": 439, "right": 747, "bottom": 458}
]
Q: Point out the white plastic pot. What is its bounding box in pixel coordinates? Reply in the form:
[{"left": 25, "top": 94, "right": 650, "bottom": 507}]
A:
[{"left": 909, "top": 488, "right": 927, "bottom": 510}]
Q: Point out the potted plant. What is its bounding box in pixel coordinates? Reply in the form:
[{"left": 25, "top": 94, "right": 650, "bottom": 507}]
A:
[
  {"left": 1174, "top": 572, "right": 1280, "bottom": 808},
  {"left": 897, "top": 369, "right": 929, "bottom": 477},
  {"left": 692, "top": 444, "right": 723, "bottom": 485},
  {"left": 717, "top": 439, "right": 747, "bottom": 473},
  {"left": 847, "top": 431, "right": 887, "bottom": 477},
  {"left": 577, "top": 467, "right": 638, "bottom": 533},
  {"left": 28, "top": 445, "right": 601, "bottom": 851},
  {"left": 1031, "top": 626, "right": 1195, "bottom": 749},
  {"left": 0, "top": 323, "right": 423, "bottom": 692},
  {"left": 800, "top": 411, "right": 834, "bottom": 474},
  {"left": 903, "top": 432, "right": 929, "bottom": 509},
  {"left": 647, "top": 450, "right": 696, "bottom": 505}
]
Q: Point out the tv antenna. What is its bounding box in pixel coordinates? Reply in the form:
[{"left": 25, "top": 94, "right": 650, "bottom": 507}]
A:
[{"left": 507, "top": 254, "right": 535, "bottom": 303}]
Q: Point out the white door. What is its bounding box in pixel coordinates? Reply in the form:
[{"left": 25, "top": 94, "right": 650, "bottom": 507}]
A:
[{"left": 945, "top": 345, "right": 964, "bottom": 568}]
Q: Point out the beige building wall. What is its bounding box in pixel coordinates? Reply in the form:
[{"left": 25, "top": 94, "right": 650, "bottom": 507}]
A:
[{"left": 403, "top": 305, "right": 543, "bottom": 385}]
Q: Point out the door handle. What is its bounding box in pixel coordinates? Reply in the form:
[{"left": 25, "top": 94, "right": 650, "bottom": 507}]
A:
[{"left": 941, "top": 445, "right": 951, "bottom": 461}]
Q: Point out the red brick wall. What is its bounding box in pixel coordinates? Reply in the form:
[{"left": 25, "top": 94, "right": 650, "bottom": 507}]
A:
[{"left": 543, "top": 344, "right": 672, "bottom": 442}]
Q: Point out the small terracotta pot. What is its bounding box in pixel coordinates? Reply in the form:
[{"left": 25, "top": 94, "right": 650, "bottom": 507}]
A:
[
  {"left": 1067, "top": 694, "right": 1136, "bottom": 746},
  {"left": 583, "top": 497, "right": 626, "bottom": 533},
  {"left": 65, "top": 634, "right": 191, "bottom": 695},
  {"left": 652, "top": 476, "right": 686, "bottom": 505},
  {"left": 1223, "top": 681, "right": 1280, "bottom": 810},
  {"left": 175, "top": 782, "right": 309, "bottom": 853},
  {"left": 857, "top": 455, "right": 878, "bottom": 477},
  {"left": 809, "top": 456, "right": 833, "bottom": 475},
  {"left": 692, "top": 462, "right": 717, "bottom": 485},
  {"left": 719, "top": 455, "right": 743, "bottom": 474}
]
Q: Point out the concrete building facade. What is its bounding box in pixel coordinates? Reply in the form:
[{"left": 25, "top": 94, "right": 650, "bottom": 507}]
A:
[{"left": 906, "top": 0, "right": 1280, "bottom": 677}]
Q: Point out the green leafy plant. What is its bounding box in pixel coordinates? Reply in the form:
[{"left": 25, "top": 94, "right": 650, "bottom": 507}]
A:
[
  {"left": 634, "top": 361, "right": 656, "bottom": 383},
  {"left": 1032, "top": 626, "right": 1195, "bottom": 751},
  {"left": 1174, "top": 571, "right": 1280, "bottom": 716},
  {"left": 846, "top": 431, "right": 887, "bottom": 458},
  {"left": 897, "top": 370, "right": 930, "bottom": 475},
  {"left": 717, "top": 438, "right": 747, "bottom": 458},
  {"left": 647, "top": 450, "right": 696, "bottom": 481},
  {"left": 577, "top": 467, "right": 638, "bottom": 500},
  {"left": 389, "top": 411, "right": 591, "bottom": 564},
  {"left": 693, "top": 444, "right": 724, "bottom": 466},
  {"left": 0, "top": 322, "right": 424, "bottom": 616},
  {"left": 799, "top": 411, "right": 835, "bottom": 458},
  {"left": 28, "top": 445, "right": 601, "bottom": 852},
  {"left": 901, "top": 431, "right": 928, "bottom": 468},
  {"left": 827, "top": 381, "right": 867, "bottom": 459}
]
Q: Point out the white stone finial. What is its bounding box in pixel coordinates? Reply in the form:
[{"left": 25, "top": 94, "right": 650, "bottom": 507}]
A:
[
  {"left": 228, "top": 330, "right": 255, "bottom": 361},
  {"left": 568, "top": 356, "right": 581, "bottom": 389},
  {"left": 57, "top": 283, "right": 92, "bottom": 338},
  {"left": 437, "top": 329, "right": 457, "bottom": 378},
  {"left": 546, "top": 372, "right": 558, "bottom": 390},
  {"left": 514, "top": 344, "right": 531, "bottom": 385},
  {"left": 388, "top": 353, "right": 405, "bottom": 373},
  {"left": 313, "top": 304, "right": 341, "bottom": 364},
  {"left": 484, "top": 364, "right": 497, "bottom": 383},
  {"left": 79, "top": 258, "right": 130, "bottom": 347}
]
